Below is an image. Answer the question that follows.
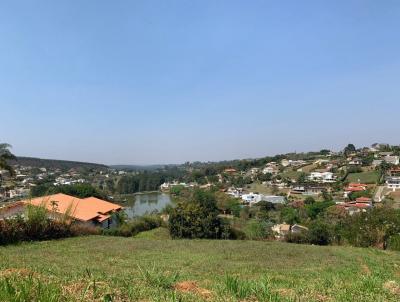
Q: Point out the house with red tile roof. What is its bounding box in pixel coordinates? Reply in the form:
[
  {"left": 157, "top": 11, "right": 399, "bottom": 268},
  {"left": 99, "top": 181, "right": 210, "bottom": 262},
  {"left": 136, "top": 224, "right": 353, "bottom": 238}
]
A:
[
  {"left": 344, "top": 183, "right": 368, "bottom": 198},
  {"left": 4, "top": 193, "right": 123, "bottom": 228}
]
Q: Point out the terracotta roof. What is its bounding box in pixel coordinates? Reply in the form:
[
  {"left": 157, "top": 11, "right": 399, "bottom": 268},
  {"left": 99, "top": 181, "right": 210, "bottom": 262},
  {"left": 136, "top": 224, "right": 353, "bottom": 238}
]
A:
[
  {"left": 356, "top": 197, "right": 372, "bottom": 202},
  {"left": 22, "top": 193, "right": 122, "bottom": 222},
  {"left": 345, "top": 187, "right": 365, "bottom": 192},
  {"left": 348, "top": 183, "right": 367, "bottom": 187}
]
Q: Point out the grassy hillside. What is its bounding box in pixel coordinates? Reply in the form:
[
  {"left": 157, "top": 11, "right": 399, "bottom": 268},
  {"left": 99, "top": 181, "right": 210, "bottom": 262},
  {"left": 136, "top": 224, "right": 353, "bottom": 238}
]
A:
[
  {"left": 1, "top": 232, "right": 400, "bottom": 301},
  {"left": 346, "top": 171, "right": 379, "bottom": 184}
]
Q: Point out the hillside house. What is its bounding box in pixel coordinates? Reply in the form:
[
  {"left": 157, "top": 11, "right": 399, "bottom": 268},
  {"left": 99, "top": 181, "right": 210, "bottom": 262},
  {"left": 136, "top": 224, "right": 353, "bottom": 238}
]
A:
[
  {"left": 386, "top": 177, "right": 400, "bottom": 191},
  {"left": 2, "top": 193, "right": 123, "bottom": 228},
  {"left": 241, "top": 193, "right": 262, "bottom": 204},
  {"left": 261, "top": 195, "right": 286, "bottom": 204},
  {"left": 262, "top": 165, "right": 278, "bottom": 175},
  {"left": 291, "top": 224, "right": 309, "bottom": 234},
  {"left": 388, "top": 168, "right": 400, "bottom": 177},
  {"left": 272, "top": 224, "right": 291, "bottom": 239},
  {"left": 344, "top": 183, "right": 368, "bottom": 197},
  {"left": 291, "top": 184, "right": 327, "bottom": 195},
  {"left": 224, "top": 168, "right": 237, "bottom": 175},
  {"left": 384, "top": 156, "right": 400, "bottom": 165},
  {"left": 348, "top": 158, "right": 362, "bottom": 166},
  {"left": 308, "top": 172, "right": 336, "bottom": 183}
]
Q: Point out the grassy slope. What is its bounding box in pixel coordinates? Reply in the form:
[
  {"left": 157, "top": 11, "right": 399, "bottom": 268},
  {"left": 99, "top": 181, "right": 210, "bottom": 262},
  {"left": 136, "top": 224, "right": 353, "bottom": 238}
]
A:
[
  {"left": 1, "top": 233, "right": 400, "bottom": 301},
  {"left": 346, "top": 171, "right": 379, "bottom": 184}
]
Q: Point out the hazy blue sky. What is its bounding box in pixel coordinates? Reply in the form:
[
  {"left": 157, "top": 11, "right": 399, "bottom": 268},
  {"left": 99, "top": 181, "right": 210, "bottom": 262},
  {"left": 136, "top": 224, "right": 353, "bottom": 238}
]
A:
[{"left": 1, "top": 1, "right": 400, "bottom": 165}]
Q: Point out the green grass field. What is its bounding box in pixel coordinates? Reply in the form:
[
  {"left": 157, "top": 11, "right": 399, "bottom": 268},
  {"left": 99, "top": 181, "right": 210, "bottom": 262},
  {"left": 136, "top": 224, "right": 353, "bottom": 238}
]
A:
[
  {"left": 346, "top": 171, "right": 379, "bottom": 184},
  {"left": 1, "top": 230, "right": 400, "bottom": 301}
]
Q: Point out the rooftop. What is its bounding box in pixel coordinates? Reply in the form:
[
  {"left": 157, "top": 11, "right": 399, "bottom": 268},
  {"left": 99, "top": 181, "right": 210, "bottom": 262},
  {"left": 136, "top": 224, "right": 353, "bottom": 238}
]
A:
[{"left": 22, "top": 193, "right": 122, "bottom": 223}]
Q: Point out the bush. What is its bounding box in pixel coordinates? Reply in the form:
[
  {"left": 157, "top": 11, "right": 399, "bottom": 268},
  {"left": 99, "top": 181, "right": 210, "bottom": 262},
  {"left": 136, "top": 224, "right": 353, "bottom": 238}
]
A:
[
  {"left": 342, "top": 207, "right": 400, "bottom": 249},
  {"left": 228, "top": 227, "right": 247, "bottom": 240},
  {"left": 308, "top": 221, "right": 332, "bottom": 245},
  {"left": 0, "top": 205, "right": 101, "bottom": 245},
  {"left": 284, "top": 231, "right": 310, "bottom": 244},
  {"left": 169, "top": 190, "right": 224, "bottom": 239},
  {"left": 70, "top": 223, "right": 101, "bottom": 236},
  {"left": 103, "top": 215, "right": 162, "bottom": 237},
  {"left": 244, "top": 220, "right": 268, "bottom": 240},
  {"left": 388, "top": 235, "right": 400, "bottom": 251}
]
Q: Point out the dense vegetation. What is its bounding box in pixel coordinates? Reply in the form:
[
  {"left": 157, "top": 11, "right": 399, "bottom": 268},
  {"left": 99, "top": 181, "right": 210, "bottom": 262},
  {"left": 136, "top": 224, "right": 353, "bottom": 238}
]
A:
[
  {"left": 169, "top": 190, "right": 228, "bottom": 239},
  {"left": 0, "top": 205, "right": 99, "bottom": 245},
  {"left": 30, "top": 183, "right": 107, "bottom": 199},
  {"left": 9, "top": 156, "right": 107, "bottom": 170}
]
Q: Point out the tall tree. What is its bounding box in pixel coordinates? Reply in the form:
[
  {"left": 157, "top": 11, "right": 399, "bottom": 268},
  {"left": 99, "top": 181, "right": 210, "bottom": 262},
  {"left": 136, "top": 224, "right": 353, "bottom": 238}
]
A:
[
  {"left": 0, "top": 143, "right": 16, "bottom": 176},
  {"left": 344, "top": 144, "right": 356, "bottom": 156}
]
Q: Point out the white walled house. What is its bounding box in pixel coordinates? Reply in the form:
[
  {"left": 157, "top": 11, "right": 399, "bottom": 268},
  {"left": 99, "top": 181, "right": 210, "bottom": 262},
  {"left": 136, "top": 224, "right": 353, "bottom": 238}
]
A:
[
  {"left": 241, "top": 193, "right": 263, "bottom": 204},
  {"left": 262, "top": 166, "right": 278, "bottom": 175},
  {"left": 384, "top": 156, "right": 400, "bottom": 165},
  {"left": 386, "top": 177, "right": 400, "bottom": 190},
  {"left": 308, "top": 172, "right": 336, "bottom": 183}
]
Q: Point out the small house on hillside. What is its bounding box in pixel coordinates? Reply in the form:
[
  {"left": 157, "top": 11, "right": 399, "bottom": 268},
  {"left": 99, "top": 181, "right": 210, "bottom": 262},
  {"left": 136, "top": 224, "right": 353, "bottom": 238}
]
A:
[
  {"left": 1, "top": 193, "right": 123, "bottom": 228},
  {"left": 291, "top": 224, "right": 309, "bottom": 234}
]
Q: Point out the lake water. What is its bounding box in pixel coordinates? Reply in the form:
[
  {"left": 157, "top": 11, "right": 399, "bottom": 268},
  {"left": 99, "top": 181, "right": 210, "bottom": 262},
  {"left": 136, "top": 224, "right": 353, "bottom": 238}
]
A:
[{"left": 122, "top": 192, "right": 172, "bottom": 218}]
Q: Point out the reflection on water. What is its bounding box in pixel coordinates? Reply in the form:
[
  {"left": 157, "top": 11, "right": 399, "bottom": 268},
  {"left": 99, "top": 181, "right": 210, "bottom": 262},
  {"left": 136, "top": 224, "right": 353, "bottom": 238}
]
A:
[{"left": 123, "top": 192, "right": 172, "bottom": 218}]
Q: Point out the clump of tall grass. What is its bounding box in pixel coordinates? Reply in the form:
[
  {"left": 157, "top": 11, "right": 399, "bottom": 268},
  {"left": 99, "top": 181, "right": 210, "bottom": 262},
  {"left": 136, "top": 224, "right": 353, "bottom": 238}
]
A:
[
  {"left": 138, "top": 264, "right": 180, "bottom": 290},
  {"left": 223, "top": 275, "right": 282, "bottom": 301},
  {"left": 0, "top": 274, "right": 63, "bottom": 302}
]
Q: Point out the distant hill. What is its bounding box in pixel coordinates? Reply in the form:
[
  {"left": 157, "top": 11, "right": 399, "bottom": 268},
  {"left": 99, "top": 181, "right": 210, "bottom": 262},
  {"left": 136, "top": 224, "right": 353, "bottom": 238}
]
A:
[
  {"left": 110, "top": 164, "right": 178, "bottom": 171},
  {"left": 10, "top": 156, "right": 108, "bottom": 170}
]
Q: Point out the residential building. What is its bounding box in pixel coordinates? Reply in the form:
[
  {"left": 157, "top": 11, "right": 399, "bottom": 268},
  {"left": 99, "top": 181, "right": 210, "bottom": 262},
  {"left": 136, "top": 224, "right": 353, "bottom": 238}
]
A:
[
  {"left": 308, "top": 172, "right": 336, "bottom": 183},
  {"left": 13, "top": 193, "right": 123, "bottom": 228},
  {"left": 261, "top": 195, "right": 286, "bottom": 204},
  {"left": 384, "top": 156, "right": 400, "bottom": 165},
  {"left": 291, "top": 224, "right": 309, "bottom": 234},
  {"left": 272, "top": 224, "right": 291, "bottom": 239},
  {"left": 241, "top": 193, "right": 262, "bottom": 204},
  {"left": 262, "top": 166, "right": 278, "bottom": 175},
  {"left": 386, "top": 177, "right": 400, "bottom": 190},
  {"left": 372, "top": 160, "right": 383, "bottom": 167},
  {"left": 224, "top": 168, "right": 237, "bottom": 175}
]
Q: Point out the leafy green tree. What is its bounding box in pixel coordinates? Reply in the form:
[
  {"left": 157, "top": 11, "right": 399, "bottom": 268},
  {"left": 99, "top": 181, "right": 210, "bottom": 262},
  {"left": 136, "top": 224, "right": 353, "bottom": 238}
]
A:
[
  {"left": 297, "top": 172, "right": 307, "bottom": 183},
  {"left": 304, "top": 196, "right": 316, "bottom": 205},
  {"left": 168, "top": 190, "right": 223, "bottom": 239},
  {"left": 320, "top": 149, "right": 331, "bottom": 156},
  {"left": 308, "top": 220, "right": 332, "bottom": 245},
  {"left": 280, "top": 207, "right": 300, "bottom": 224},
  {"left": 344, "top": 144, "right": 356, "bottom": 156},
  {"left": 0, "top": 143, "right": 16, "bottom": 176},
  {"left": 31, "top": 183, "right": 107, "bottom": 199},
  {"left": 342, "top": 207, "right": 400, "bottom": 249},
  {"left": 305, "top": 201, "right": 335, "bottom": 219},
  {"left": 322, "top": 190, "right": 333, "bottom": 201}
]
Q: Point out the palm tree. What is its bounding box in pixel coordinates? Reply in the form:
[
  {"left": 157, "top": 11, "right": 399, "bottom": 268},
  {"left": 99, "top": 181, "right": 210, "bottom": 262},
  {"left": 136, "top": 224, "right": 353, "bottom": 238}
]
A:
[{"left": 0, "top": 143, "right": 16, "bottom": 177}]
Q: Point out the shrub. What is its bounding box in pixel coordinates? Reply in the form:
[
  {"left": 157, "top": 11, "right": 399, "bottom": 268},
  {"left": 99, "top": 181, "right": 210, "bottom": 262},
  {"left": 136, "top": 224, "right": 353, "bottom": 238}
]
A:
[
  {"left": 244, "top": 219, "right": 268, "bottom": 240},
  {"left": 169, "top": 190, "right": 223, "bottom": 239},
  {"left": 284, "top": 231, "right": 310, "bottom": 244},
  {"left": 103, "top": 215, "right": 162, "bottom": 237},
  {"left": 342, "top": 207, "right": 400, "bottom": 249},
  {"left": 308, "top": 221, "right": 332, "bottom": 245},
  {"left": 0, "top": 205, "right": 100, "bottom": 245},
  {"left": 70, "top": 223, "right": 101, "bottom": 236},
  {"left": 388, "top": 235, "right": 400, "bottom": 251}
]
